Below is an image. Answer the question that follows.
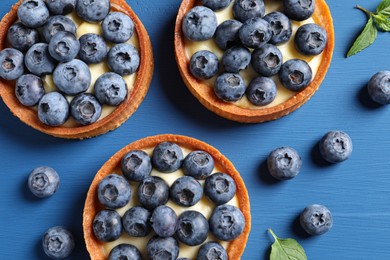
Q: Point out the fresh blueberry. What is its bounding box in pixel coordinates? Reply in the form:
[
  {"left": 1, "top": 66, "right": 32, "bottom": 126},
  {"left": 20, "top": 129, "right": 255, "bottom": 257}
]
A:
[
  {"left": 267, "top": 147, "right": 302, "bottom": 180},
  {"left": 204, "top": 172, "right": 236, "bottom": 205},
  {"left": 279, "top": 59, "right": 312, "bottom": 91},
  {"left": 107, "top": 43, "right": 140, "bottom": 76},
  {"left": 53, "top": 59, "right": 91, "bottom": 95},
  {"left": 367, "top": 71, "right": 390, "bottom": 105},
  {"left": 283, "top": 0, "right": 315, "bottom": 21},
  {"left": 93, "top": 209, "right": 122, "bottom": 242},
  {"left": 152, "top": 142, "right": 184, "bottom": 173},
  {"left": 122, "top": 206, "right": 152, "bottom": 237},
  {"left": 150, "top": 205, "right": 178, "bottom": 237},
  {"left": 45, "top": 0, "right": 77, "bottom": 15},
  {"left": 246, "top": 76, "right": 277, "bottom": 106},
  {"left": 189, "top": 50, "right": 219, "bottom": 80},
  {"left": 214, "top": 19, "right": 243, "bottom": 50},
  {"left": 202, "top": 0, "right": 232, "bottom": 11},
  {"left": 295, "top": 23, "right": 327, "bottom": 56},
  {"left": 70, "top": 93, "right": 102, "bottom": 125},
  {"left": 239, "top": 17, "right": 272, "bottom": 49},
  {"left": 25, "top": 43, "right": 57, "bottom": 76},
  {"left": 182, "top": 150, "right": 214, "bottom": 179},
  {"left": 17, "top": 0, "right": 49, "bottom": 28},
  {"left": 102, "top": 12, "right": 134, "bottom": 43},
  {"left": 94, "top": 72, "right": 128, "bottom": 106},
  {"left": 48, "top": 31, "right": 80, "bottom": 63},
  {"left": 176, "top": 210, "right": 209, "bottom": 246},
  {"left": 319, "top": 131, "right": 353, "bottom": 163},
  {"left": 147, "top": 236, "right": 179, "bottom": 260},
  {"left": 0, "top": 48, "right": 24, "bottom": 80},
  {"left": 300, "top": 204, "right": 333, "bottom": 235},
  {"left": 197, "top": 241, "right": 228, "bottom": 260},
  {"left": 97, "top": 173, "right": 131, "bottom": 209},
  {"left": 214, "top": 73, "right": 246, "bottom": 102},
  {"left": 222, "top": 45, "right": 251, "bottom": 73},
  {"left": 38, "top": 92, "right": 69, "bottom": 126},
  {"left": 209, "top": 204, "right": 245, "bottom": 241},
  {"left": 121, "top": 150, "right": 152, "bottom": 181},
  {"left": 263, "top": 11, "right": 292, "bottom": 45},
  {"left": 109, "top": 244, "right": 141, "bottom": 260},
  {"left": 137, "top": 176, "right": 169, "bottom": 210},
  {"left": 251, "top": 44, "right": 283, "bottom": 77},
  {"left": 76, "top": 0, "right": 110, "bottom": 23},
  {"left": 42, "top": 226, "right": 74, "bottom": 259},
  {"left": 233, "top": 0, "right": 265, "bottom": 22},
  {"left": 7, "top": 22, "right": 39, "bottom": 52},
  {"left": 182, "top": 6, "right": 218, "bottom": 41},
  {"left": 42, "top": 15, "right": 77, "bottom": 43},
  {"left": 15, "top": 74, "right": 45, "bottom": 106},
  {"left": 170, "top": 176, "right": 203, "bottom": 207},
  {"left": 28, "top": 166, "right": 59, "bottom": 198},
  {"left": 79, "top": 33, "right": 108, "bottom": 64}
]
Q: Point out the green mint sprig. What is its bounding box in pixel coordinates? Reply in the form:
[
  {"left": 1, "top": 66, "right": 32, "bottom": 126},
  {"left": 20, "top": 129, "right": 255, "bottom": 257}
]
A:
[
  {"left": 347, "top": 0, "right": 390, "bottom": 57},
  {"left": 267, "top": 228, "right": 307, "bottom": 260}
]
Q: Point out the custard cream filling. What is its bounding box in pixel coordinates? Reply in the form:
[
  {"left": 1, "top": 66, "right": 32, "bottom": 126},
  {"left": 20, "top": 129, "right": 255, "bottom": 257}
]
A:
[
  {"left": 102, "top": 147, "right": 240, "bottom": 259},
  {"left": 184, "top": 0, "right": 324, "bottom": 109}
]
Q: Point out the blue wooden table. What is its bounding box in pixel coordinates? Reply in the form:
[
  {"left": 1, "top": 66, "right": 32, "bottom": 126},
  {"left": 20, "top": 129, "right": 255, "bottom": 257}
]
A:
[{"left": 1, "top": 0, "right": 389, "bottom": 259}]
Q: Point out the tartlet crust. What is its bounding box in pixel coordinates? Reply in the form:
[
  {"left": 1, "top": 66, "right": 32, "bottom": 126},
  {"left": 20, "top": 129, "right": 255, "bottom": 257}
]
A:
[
  {"left": 0, "top": 0, "right": 154, "bottom": 139},
  {"left": 83, "top": 134, "right": 251, "bottom": 259},
  {"left": 174, "top": 0, "right": 334, "bottom": 123}
]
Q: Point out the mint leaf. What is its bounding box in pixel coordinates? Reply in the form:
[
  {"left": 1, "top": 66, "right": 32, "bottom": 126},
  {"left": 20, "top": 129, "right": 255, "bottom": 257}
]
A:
[
  {"left": 268, "top": 228, "right": 307, "bottom": 260},
  {"left": 347, "top": 16, "right": 377, "bottom": 57},
  {"left": 374, "top": 13, "right": 390, "bottom": 31},
  {"left": 377, "top": 0, "right": 390, "bottom": 16}
]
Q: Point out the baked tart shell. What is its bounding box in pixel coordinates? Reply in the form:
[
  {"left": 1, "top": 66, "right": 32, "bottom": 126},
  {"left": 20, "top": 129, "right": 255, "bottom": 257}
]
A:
[
  {"left": 83, "top": 134, "right": 251, "bottom": 259},
  {"left": 174, "top": 0, "right": 334, "bottom": 123},
  {"left": 0, "top": 0, "right": 154, "bottom": 139}
]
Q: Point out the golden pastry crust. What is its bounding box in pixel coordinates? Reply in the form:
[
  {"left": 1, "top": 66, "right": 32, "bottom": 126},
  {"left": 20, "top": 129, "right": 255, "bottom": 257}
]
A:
[
  {"left": 174, "top": 0, "right": 334, "bottom": 123},
  {"left": 83, "top": 134, "right": 251, "bottom": 259},
  {"left": 0, "top": 0, "right": 154, "bottom": 139}
]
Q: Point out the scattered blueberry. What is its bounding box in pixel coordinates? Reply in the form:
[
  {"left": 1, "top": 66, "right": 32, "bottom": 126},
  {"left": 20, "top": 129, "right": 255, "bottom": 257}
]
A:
[
  {"left": 102, "top": 12, "right": 134, "bottom": 43},
  {"left": 53, "top": 59, "right": 91, "bottom": 95},
  {"left": 239, "top": 17, "right": 272, "bottom": 49},
  {"left": 25, "top": 43, "right": 57, "bottom": 76},
  {"left": 70, "top": 93, "right": 102, "bottom": 125},
  {"left": 367, "top": 71, "right": 390, "bottom": 105},
  {"left": 176, "top": 210, "right": 209, "bottom": 246},
  {"left": 42, "top": 15, "right": 77, "bottom": 43},
  {"left": 107, "top": 43, "right": 140, "bottom": 76},
  {"left": 45, "top": 0, "right": 77, "bottom": 15},
  {"left": 42, "top": 226, "right": 74, "bottom": 259},
  {"left": 7, "top": 22, "right": 39, "bottom": 52},
  {"left": 279, "top": 59, "right": 312, "bottom": 91},
  {"left": 283, "top": 0, "right": 315, "bottom": 21},
  {"left": 182, "top": 150, "right": 214, "bottom": 179},
  {"left": 202, "top": 0, "right": 232, "bottom": 11},
  {"left": 214, "top": 73, "right": 246, "bottom": 102},
  {"left": 79, "top": 33, "right": 108, "bottom": 64},
  {"left": 15, "top": 74, "right": 45, "bottom": 106},
  {"left": 122, "top": 206, "right": 152, "bottom": 237},
  {"left": 267, "top": 146, "right": 302, "bottom": 180},
  {"left": 295, "top": 23, "right": 327, "bottom": 56},
  {"left": 204, "top": 172, "right": 236, "bottom": 205},
  {"left": 246, "top": 76, "right": 277, "bottom": 106},
  {"left": 92, "top": 209, "right": 122, "bottom": 242},
  {"left": 38, "top": 92, "right": 69, "bottom": 126},
  {"left": 28, "top": 166, "right": 59, "bottom": 198},
  {"left": 197, "top": 241, "right": 228, "bottom": 260},
  {"left": 152, "top": 142, "right": 184, "bottom": 173},
  {"left": 182, "top": 6, "right": 218, "bottom": 41},
  {"left": 76, "top": 0, "right": 110, "bottom": 23},
  {"left": 137, "top": 176, "right": 169, "bottom": 210},
  {"left": 214, "top": 19, "right": 243, "bottom": 50},
  {"left": 48, "top": 31, "right": 80, "bottom": 63},
  {"left": 300, "top": 204, "right": 333, "bottom": 235},
  {"left": 209, "top": 204, "right": 245, "bottom": 241},
  {"left": 189, "top": 50, "right": 219, "bottom": 80},
  {"left": 150, "top": 205, "right": 178, "bottom": 237},
  {"left": 97, "top": 173, "right": 131, "bottom": 209},
  {"left": 17, "top": 0, "right": 50, "bottom": 28},
  {"left": 121, "top": 150, "right": 152, "bottom": 181},
  {"left": 251, "top": 43, "right": 283, "bottom": 76},
  {"left": 94, "top": 72, "right": 128, "bottom": 106},
  {"left": 222, "top": 45, "right": 251, "bottom": 73},
  {"left": 170, "top": 176, "right": 203, "bottom": 207},
  {"left": 263, "top": 11, "right": 292, "bottom": 45},
  {"left": 147, "top": 236, "right": 179, "bottom": 260},
  {"left": 319, "top": 131, "right": 353, "bottom": 163},
  {"left": 0, "top": 48, "right": 24, "bottom": 80},
  {"left": 233, "top": 0, "right": 265, "bottom": 22},
  {"left": 109, "top": 244, "right": 142, "bottom": 260}
]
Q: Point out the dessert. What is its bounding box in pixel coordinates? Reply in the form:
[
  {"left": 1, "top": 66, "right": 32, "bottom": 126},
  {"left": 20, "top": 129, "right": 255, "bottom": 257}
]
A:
[
  {"left": 83, "top": 134, "right": 251, "bottom": 259},
  {"left": 0, "top": 0, "right": 153, "bottom": 139},
  {"left": 174, "top": 0, "right": 334, "bottom": 123}
]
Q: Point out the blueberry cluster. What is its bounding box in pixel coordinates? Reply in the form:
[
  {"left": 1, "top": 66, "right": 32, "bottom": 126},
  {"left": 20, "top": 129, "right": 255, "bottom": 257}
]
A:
[
  {"left": 182, "top": 0, "right": 328, "bottom": 106},
  {"left": 0, "top": 0, "right": 140, "bottom": 126},
  {"left": 92, "top": 142, "right": 245, "bottom": 259}
]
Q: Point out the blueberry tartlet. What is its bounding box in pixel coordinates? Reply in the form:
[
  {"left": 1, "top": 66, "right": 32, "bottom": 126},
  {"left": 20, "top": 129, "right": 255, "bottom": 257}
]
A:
[
  {"left": 175, "top": 0, "right": 334, "bottom": 122},
  {"left": 83, "top": 134, "right": 251, "bottom": 259},
  {"left": 0, "top": 0, "right": 153, "bottom": 139}
]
